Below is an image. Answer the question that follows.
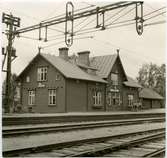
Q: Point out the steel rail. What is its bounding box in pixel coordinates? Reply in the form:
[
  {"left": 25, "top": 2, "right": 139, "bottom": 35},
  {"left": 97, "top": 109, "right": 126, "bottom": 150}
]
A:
[
  {"left": 143, "top": 147, "right": 165, "bottom": 157},
  {"left": 3, "top": 128, "right": 165, "bottom": 157},
  {"left": 3, "top": 117, "right": 165, "bottom": 137},
  {"left": 72, "top": 131, "right": 165, "bottom": 157}
]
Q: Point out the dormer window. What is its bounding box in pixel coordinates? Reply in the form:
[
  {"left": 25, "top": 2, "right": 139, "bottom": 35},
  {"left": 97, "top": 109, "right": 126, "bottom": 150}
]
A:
[
  {"left": 37, "top": 67, "right": 47, "bottom": 81},
  {"left": 111, "top": 73, "right": 118, "bottom": 85}
]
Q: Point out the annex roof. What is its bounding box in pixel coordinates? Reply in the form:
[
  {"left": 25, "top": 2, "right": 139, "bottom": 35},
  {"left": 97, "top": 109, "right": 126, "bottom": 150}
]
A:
[
  {"left": 139, "top": 88, "right": 163, "bottom": 100},
  {"left": 90, "top": 54, "right": 118, "bottom": 78},
  {"left": 41, "top": 53, "right": 107, "bottom": 83},
  {"left": 123, "top": 76, "right": 142, "bottom": 88}
]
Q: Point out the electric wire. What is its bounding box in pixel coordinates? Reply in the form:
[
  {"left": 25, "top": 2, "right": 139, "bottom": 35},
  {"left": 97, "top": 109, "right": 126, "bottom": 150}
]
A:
[
  {"left": 106, "top": 5, "right": 136, "bottom": 27},
  {"left": 144, "top": 11, "right": 166, "bottom": 21},
  {"left": 105, "top": 5, "right": 129, "bottom": 23},
  {"left": 41, "top": 5, "right": 96, "bottom": 22},
  {"left": 42, "top": 36, "right": 93, "bottom": 49},
  {"left": 144, "top": 20, "right": 166, "bottom": 27},
  {"left": 144, "top": 7, "right": 166, "bottom": 17}
]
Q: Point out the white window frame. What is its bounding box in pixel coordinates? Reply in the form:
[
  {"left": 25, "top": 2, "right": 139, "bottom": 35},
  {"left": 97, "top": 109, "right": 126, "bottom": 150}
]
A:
[
  {"left": 93, "top": 91, "right": 102, "bottom": 106},
  {"left": 28, "top": 90, "right": 35, "bottom": 105},
  {"left": 37, "top": 67, "right": 47, "bottom": 81},
  {"left": 48, "top": 89, "right": 56, "bottom": 105},
  {"left": 128, "top": 94, "right": 134, "bottom": 106}
]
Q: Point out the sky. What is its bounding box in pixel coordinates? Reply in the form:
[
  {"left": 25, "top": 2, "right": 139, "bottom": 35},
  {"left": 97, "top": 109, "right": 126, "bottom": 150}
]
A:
[{"left": 1, "top": 0, "right": 166, "bottom": 81}]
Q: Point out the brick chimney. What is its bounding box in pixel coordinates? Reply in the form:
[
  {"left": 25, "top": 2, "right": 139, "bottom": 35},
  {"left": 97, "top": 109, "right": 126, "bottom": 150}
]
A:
[
  {"left": 77, "top": 51, "right": 90, "bottom": 66},
  {"left": 59, "top": 47, "right": 69, "bottom": 60}
]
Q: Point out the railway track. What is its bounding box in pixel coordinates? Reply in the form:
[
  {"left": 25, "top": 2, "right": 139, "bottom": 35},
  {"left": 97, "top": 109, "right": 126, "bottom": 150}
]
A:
[
  {"left": 3, "top": 117, "right": 165, "bottom": 137},
  {"left": 3, "top": 128, "right": 165, "bottom": 157}
]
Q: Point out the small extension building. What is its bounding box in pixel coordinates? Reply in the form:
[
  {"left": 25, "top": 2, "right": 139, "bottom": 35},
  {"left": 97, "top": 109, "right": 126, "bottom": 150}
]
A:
[
  {"left": 139, "top": 88, "right": 164, "bottom": 109},
  {"left": 16, "top": 47, "right": 162, "bottom": 113}
]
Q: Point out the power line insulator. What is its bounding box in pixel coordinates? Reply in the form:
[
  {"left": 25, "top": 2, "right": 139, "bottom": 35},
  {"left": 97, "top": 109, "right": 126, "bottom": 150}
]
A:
[
  {"left": 135, "top": 2, "right": 144, "bottom": 35},
  {"left": 65, "top": 1, "right": 74, "bottom": 47}
]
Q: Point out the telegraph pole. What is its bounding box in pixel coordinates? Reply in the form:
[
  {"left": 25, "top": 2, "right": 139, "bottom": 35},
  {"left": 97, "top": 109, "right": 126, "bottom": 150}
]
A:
[{"left": 2, "top": 13, "right": 20, "bottom": 113}]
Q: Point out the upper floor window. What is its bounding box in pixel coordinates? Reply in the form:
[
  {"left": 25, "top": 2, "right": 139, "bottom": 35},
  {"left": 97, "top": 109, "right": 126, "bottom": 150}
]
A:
[
  {"left": 37, "top": 67, "right": 47, "bottom": 81},
  {"left": 48, "top": 89, "right": 56, "bottom": 105},
  {"left": 28, "top": 90, "right": 35, "bottom": 105},
  {"left": 93, "top": 91, "right": 102, "bottom": 106},
  {"left": 111, "top": 73, "right": 118, "bottom": 85}
]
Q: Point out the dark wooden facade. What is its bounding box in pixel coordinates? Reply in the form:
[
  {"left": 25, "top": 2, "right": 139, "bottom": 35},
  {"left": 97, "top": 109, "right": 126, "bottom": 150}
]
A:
[{"left": 17, "top": 48, "right": 158, "bottom": 113}]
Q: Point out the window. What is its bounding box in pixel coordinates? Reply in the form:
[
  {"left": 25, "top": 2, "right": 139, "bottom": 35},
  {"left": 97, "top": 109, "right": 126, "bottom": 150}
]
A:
[
  {"left": 48, "top": 89, "right": 56, "bottom": 105},
  {"left": 108, "top": 93, "right": 112, "bottom": 106},
  {"left": 113, "top": 92, "right": 121, "bottom": 106},
  {"left": 26, "top": 76, "right": 30, "bottom": 83},
  {"left": 128, "top": 94, "right": 134, "bottom": 106},
  {"left": 55, "top": 74, "right": 60, "bottom": 80},
  {"left": 28, "top": 90, "right": 35, "bottom": 105},
  {"left": 111, "top": 73, "right": 118, "bottom": 85},
  {"left": 93, "top": 91, "right": 102, "bottom": 106},
  {"left": 37, "top": 67, "right": 47, "bottom": 81}
]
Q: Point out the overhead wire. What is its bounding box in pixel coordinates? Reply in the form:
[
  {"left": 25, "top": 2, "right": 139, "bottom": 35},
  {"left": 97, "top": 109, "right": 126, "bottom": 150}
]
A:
[
  {"left": 144, "top": 11, "right": 166, "bottom": 21},
  {"left": 42, "top": 35, "right": 93, "bottom": 49},
  {"left": 143, "top": 6, "right": 166, "bottom": 17},
  {"left": 144, "top": 4, "right": 166, "bottom": 17},
  {"left": 106, "top": 5, "right": 136, "bottom": 27},
  {"left": 41, "top": 5, "right": 96, "bottom": 22},
  {"left": 105, "top": 5, "right": 129, "bottom": 23}
]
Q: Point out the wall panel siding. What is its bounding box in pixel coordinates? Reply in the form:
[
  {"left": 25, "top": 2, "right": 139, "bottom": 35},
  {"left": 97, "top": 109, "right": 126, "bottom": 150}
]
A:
[
  {"left": 21, "top": 56, "right": 66, "bottom": 113},
  {"left": 66, "top": 79, "right": 87, "bottom": 112}
]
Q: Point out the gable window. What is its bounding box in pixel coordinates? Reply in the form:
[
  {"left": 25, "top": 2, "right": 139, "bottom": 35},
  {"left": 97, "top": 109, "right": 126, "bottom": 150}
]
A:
[
  {"left": 26, "top": 76, "right": 30, "bottom": 83},
  {"left": 128, "top": 94, "right": 134, "bottom": 106},
  {"left": 111, "top": 73, "right": 118, "bottom": 86},
  {"left": 55, "top": 74, "right": 60, "bottom": 80},
  {"left": 28, "top": 90, "right": 35, "bottom": 105},
  {"left": 93, "top": 91, "right": 102, "bottom": 106},
  {"left": 48, "top": 89, "right": 56, "bottom": 105},
  {"left": 37, "top": 67, "right": 47, "bottom": 81}
]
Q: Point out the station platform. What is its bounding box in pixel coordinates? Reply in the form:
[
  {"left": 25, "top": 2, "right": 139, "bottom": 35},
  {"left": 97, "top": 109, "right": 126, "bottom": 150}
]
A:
[
  {"left": 3, "top": 108, "right": 165, "bottom": 118},
  {"left": 3, "top": 108, "right": 165, "bottom": 126}
]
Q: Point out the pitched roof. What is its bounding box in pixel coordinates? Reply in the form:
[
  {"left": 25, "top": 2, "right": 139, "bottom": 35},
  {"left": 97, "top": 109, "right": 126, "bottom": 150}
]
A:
[
  {"left": 90, "top": 54, "right": 118, "bottom": 78},
  {"left": 139, "top": 88, "right": 163, "bottom": 100},
  {"left": 40, "top": 53, "right": 107, "bottom": 83},
  {"left": 123, "top": 76, "right": 142, "bottom": 88}
]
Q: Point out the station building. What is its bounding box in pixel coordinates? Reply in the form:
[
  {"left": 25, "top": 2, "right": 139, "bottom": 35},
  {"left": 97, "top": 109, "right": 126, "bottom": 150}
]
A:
[{"left": 17, "top": 47, "right": 163, "bottom": 113}]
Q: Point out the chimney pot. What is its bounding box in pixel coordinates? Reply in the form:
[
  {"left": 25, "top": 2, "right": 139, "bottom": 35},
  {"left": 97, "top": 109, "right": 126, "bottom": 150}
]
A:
[{"left": 59, "top": 47, "right": 69, "bottom": 60}]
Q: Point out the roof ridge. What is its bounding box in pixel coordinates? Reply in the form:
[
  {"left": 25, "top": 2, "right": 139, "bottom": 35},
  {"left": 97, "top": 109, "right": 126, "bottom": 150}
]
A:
[{"left": 90, "top": 54, "right": 117, "bottom": 58}]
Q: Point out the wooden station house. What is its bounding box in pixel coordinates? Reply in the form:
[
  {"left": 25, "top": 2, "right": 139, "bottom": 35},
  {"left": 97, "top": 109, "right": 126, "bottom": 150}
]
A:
[{"left": 16, "top": 47, "right": 163, "bottom": 113}]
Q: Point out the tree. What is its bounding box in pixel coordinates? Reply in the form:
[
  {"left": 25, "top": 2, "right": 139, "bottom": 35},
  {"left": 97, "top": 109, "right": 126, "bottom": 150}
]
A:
[
  {"left": 2, "top": 73, "right": 18, "bottom": 113},
  {"left": 137, "top": 63, "right": 166, "bottom": 97}
]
